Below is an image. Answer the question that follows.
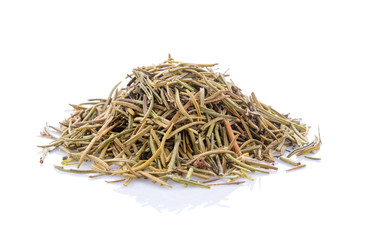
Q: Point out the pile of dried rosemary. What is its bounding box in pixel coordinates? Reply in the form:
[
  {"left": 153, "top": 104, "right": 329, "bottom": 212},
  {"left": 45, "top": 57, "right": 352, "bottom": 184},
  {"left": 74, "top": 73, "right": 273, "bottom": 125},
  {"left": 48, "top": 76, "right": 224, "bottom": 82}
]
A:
[{"left": 38, "top": 56, "right": 321, "bottom": 188}]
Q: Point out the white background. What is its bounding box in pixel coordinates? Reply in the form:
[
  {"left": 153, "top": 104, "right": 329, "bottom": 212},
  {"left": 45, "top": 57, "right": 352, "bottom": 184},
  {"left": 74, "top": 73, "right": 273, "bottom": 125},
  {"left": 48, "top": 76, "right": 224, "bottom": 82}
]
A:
[{"left": 1, "top": 1, "right": 365, "bottom": 239}]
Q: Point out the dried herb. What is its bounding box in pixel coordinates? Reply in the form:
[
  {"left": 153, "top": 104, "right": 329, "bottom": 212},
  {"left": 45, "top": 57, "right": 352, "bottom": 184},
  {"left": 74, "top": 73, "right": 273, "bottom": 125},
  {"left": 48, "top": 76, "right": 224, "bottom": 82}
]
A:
[{"left": 38, "top": 56, "right": 321, "bottom": 188}]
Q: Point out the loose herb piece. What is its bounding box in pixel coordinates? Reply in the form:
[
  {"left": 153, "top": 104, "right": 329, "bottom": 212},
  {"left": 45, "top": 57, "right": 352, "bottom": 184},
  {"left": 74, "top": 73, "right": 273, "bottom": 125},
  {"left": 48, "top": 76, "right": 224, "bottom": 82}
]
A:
[
  {"left": 38, "top": 56, "right": 321, "bottom": 188},
  {"left": 304, "top": 156, "right": 321, "bottom": 160},
  {"left": 279, "top": 156, "right": 301, "bottom": 166},
  {"left": 286, "top": 164, "right": 307, "bottom": 172}
]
